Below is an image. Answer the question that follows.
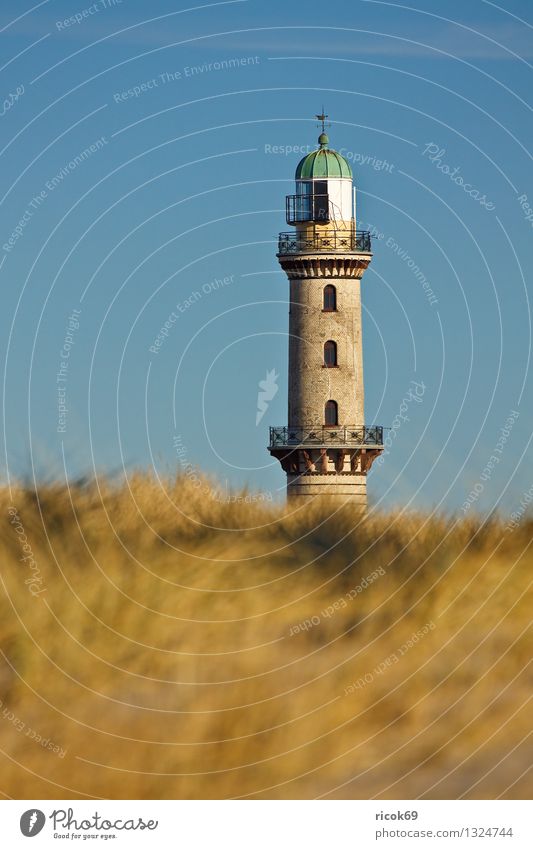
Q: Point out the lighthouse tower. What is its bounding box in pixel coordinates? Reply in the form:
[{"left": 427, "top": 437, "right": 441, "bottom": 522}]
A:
[{"left": 268, "top": 115, "right": 384, "bottom": 508}]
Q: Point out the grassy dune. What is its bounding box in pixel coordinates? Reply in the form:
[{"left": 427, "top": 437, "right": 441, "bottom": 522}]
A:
[{"left": 0, "top": 473, "right": 531, "bottom": 799}]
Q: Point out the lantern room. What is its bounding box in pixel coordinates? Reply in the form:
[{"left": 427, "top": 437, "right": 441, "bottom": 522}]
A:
[{"left": 285, "top": 131, "right": 353, "bottom": 226}]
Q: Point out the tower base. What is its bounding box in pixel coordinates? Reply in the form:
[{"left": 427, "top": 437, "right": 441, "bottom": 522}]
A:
[{"left": 287, "top": 473, "right": 367, "bottom": 507}]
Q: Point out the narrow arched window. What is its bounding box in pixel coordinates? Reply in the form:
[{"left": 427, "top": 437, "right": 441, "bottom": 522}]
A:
[
  {"left": 323, "top": 285, "right": 336, "bottom": 311},
  {"left": 325, "top": 400, "right": 338, "bottom": 426},
  {"left": 324, "top": 340, "right": 337, "bottom": 367}
]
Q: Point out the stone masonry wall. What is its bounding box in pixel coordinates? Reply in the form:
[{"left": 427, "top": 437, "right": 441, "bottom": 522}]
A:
[{"left": 288, "top": 275, "right": 364, "bottom": 427}]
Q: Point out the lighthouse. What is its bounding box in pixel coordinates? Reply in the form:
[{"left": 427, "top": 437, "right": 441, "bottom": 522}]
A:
[{"left": 268, "top": 115, "right": 384, "bottom": 508}]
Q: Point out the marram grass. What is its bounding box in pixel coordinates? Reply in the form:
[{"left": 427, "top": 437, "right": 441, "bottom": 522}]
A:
[{"left": 0, "top": 473, "right": 531, "bottom": 799}]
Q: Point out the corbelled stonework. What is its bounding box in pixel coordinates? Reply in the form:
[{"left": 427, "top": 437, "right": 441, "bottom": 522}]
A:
[{"left": 278, "top": 254, "right": 371, "bottom": 280}]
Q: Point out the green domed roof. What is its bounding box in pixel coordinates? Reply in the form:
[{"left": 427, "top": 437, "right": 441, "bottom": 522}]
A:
[{"left": 296, "top": 133, "right": 352, "bottom": 179}]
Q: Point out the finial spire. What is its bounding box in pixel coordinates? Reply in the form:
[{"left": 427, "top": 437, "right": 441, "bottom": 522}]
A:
[
  {"left": 316, "top": 108, "right": 330, "bottom": 134},
  {"left": 316, "top": 108, "right": 331, "bottom": 148}
]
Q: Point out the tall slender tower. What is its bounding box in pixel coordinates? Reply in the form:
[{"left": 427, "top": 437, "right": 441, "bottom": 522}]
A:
[{"left": 268, "top": 116, "right": 384, "bottom": 508}]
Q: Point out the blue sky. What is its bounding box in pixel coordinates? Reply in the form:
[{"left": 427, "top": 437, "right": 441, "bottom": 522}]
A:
[{"left": 1, "top": 0, "right": 532, "bottom": 514}]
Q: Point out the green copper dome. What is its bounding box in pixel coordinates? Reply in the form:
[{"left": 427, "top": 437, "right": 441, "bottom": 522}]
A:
[{"left": 295, "top": 133, "right": 352, "bottom": 180}]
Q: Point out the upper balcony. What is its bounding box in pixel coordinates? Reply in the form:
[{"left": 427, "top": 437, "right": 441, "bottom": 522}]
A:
[{"left": 278, "top": 229, "right": 372, "bottom": 256}]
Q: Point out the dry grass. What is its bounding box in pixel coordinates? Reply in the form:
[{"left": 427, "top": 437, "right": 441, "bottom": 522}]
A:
[{"left": 0, "top": 472, "right": 531, "bottom": 799}]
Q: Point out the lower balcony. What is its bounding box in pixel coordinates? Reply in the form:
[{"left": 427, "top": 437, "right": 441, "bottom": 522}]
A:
[{"left": 269, "top": 425, "right": 384, "bottom": 449}]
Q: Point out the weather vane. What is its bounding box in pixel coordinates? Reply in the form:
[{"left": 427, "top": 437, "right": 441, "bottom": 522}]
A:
[{"left": 316, "top": 109, "right": 330, "bottom": 133}]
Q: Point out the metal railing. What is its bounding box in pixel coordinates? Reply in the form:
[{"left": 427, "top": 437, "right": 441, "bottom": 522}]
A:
[
  {"left": 278, "top": 229, "right": 372, "bottom": 255},
  {"left": 286, "top": 194, "right": 330, "bottom": 225},
  {"left": 269, "top": 425, "right": 384, "bottom": 448}
]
